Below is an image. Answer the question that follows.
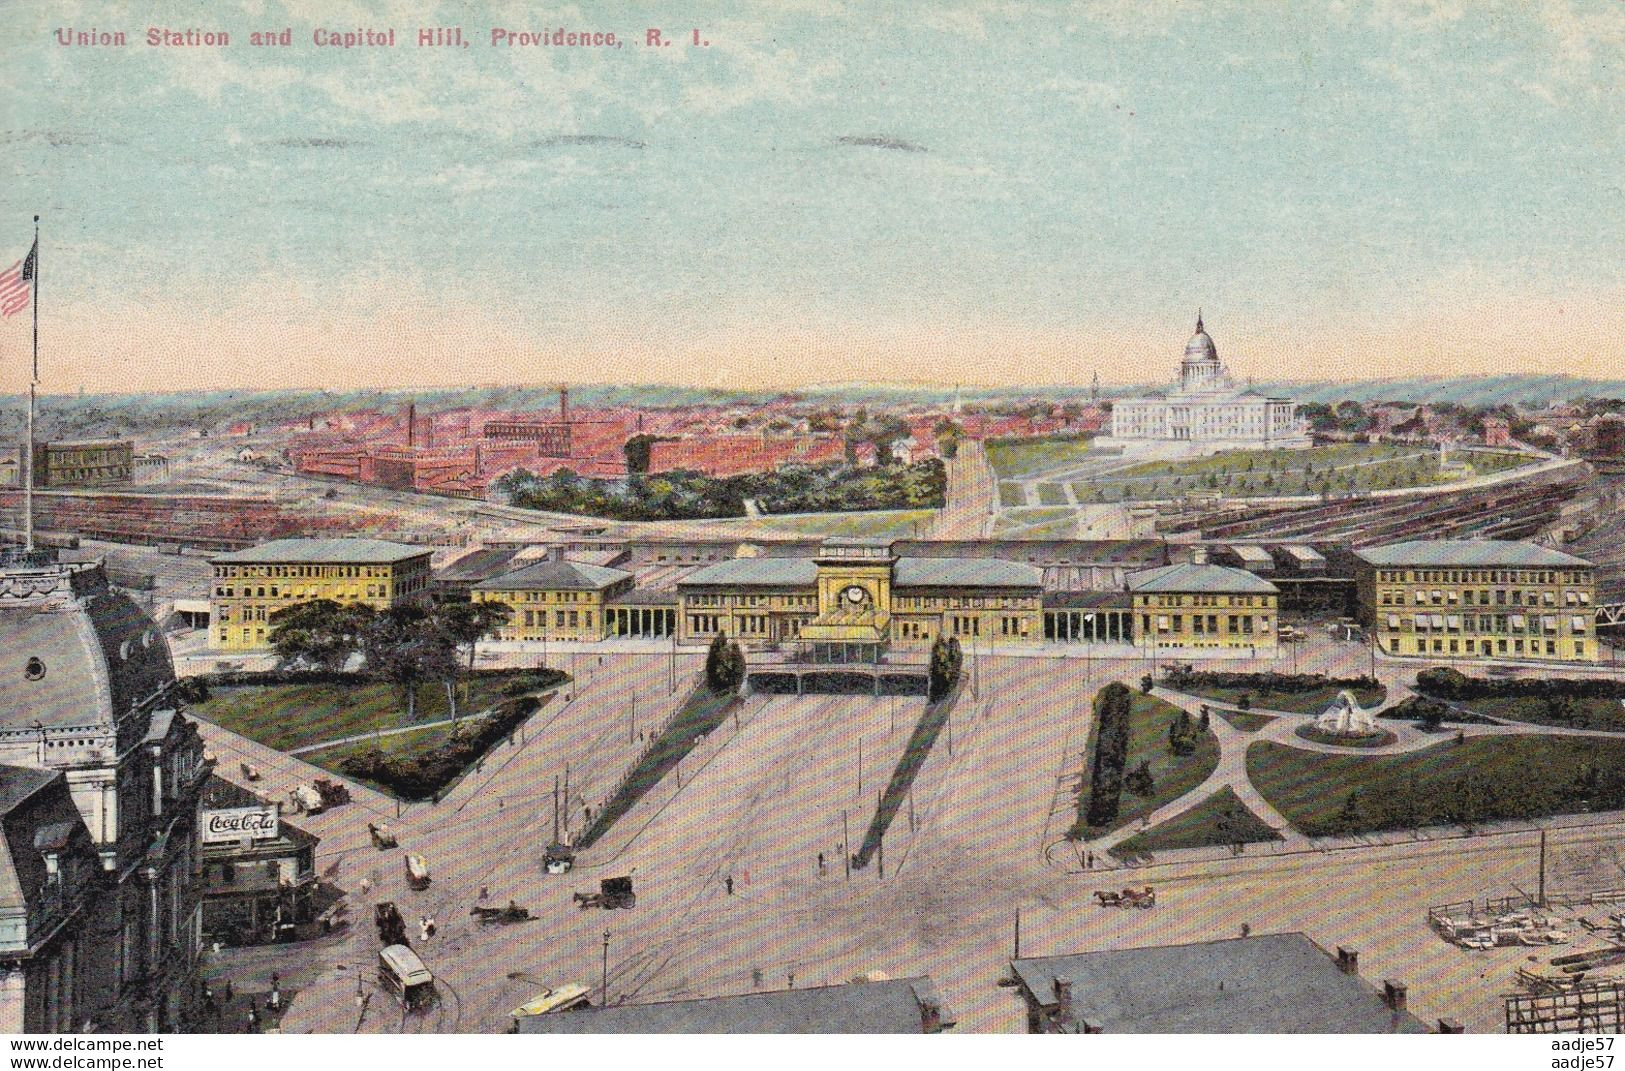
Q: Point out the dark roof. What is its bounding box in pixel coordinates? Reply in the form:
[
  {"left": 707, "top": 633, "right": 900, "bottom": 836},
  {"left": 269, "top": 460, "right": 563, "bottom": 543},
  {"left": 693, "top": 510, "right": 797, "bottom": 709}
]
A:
[
  {"left": 473, "top": 559, "right": 632, "bottom": 592},
  {"left": 435, "top": 546, "right": 523, "bottom": 584},
  {"left": 516, "top": 977, "right": 948, "bottom": 1034},
  {"left": 892, "top": 539, "right": 1168, "bottom": 565},
  {"left": 1354, "top": 540, "right": 1593, "bottom": 569},
  {"left": 0, "top": 765, "right": 86, "bottom": 915},
  {"left": 211, "top": 538, "right": 431, "bottom": 565},
  {"left": 0, "top": 581, "right": 176, "bottom": 731},
  {"left": 199, "top": 775, "right": 319, "bottom": 852},
  {"left": 1011, "top": 934, "right": 1429, "bottom": 1034},
  {"left": 1127, "top": 563, "right": 1279, "bottom": 595},
  {"left": 678, "top": 558, "right": 819, "bottom": 588},
  {"left": 893, "top": 557, "right": 1043, "bottom": 589}
]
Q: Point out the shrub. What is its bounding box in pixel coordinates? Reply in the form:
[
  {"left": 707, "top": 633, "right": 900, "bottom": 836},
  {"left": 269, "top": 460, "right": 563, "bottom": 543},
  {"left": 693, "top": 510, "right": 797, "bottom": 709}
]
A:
[
  {"left": 1085, "top": 683, "right": 1134, "bottom": 827},
  {"left": 1125, "top": 760, "right": 1155, "bottom": 798}
]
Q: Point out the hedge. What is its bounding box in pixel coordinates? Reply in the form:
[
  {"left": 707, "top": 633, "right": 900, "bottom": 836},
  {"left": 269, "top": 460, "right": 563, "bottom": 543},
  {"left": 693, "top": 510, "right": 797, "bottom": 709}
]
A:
[
  {"left": 1415, "top": 666, "right": 1625, "bottom": 702},
  {"left": 337, "top": 694, "right": 542, "bottom": 801},
  {"left": 1162, "top": 667, "right": 1380, "bottom": 694}
]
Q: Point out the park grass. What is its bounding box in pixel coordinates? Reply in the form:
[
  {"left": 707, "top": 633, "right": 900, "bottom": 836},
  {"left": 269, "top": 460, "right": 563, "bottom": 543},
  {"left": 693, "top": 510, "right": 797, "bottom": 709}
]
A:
[
  {"left": 575, "top": 685, "right": 738, "bottom": 849},
  {"left": 299, "top": 724, "right": 455, "bottom": 794},
  {"left": 1171, "top": 683, "right": 1386, "bottom": 715},
  {"left": 1246, "top": 736, "right": 1625, "bottom": 838},
  {"left": 1465, "top": 695, "right": 1625, "bottom": 733},
  {"left": 745, "top": 509, "right": 937, "bottom": 539},
  {"left": 997, "top": 481, "right": 1028, "bottom": 507},
  {"left": 1109, "top": 786, "right": 1282, "bottom": 859},
  {"left": 985, "top": 436, "right": 1096, "bottom": 480},
  {"left": 191, "top": 677, "right": 521, "bottom": 753},
  {"left": 1035, "top": 483, "right": 1070, "bottom": 506},
  {"left": 1054, "top": 444, "right": 1535, "bottom": 503},
  {"left": 1293, "top": 724, "right": 1398, "bottom": 748},
  {"left": 1216, "top": 709, "right": 1276, "bottom": 732},
  {"left": 993, "top": 507, "right": 1078, "bottom": 538},
  {"left": 1070, "top": 691, "right": 1220, "bottom": 839}
]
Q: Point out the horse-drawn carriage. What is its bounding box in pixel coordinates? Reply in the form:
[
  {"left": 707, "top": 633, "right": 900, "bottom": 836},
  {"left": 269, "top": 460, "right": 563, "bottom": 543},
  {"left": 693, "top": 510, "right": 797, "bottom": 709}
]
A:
[
  {"left": 471, "top": 901, "right": 534, "bottom": 926},
  {"left": 375, "top": 901, "right": 409, "bottom": 946},
  {"left": 368, "top": 822, "right": 398, "bottom": 849},
  {"left": 1094, "top": 886, "right": 1156, "bottom": 909},
  {"left": 405, "top": 853, "right": 431, "bottom": 891},
  {"left": 574, "top": 875, "right": 635, "bottom": 910}
]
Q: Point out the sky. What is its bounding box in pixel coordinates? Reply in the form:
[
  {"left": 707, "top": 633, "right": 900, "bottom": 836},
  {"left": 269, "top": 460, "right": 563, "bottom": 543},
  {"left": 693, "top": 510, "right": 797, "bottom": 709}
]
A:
[{"left": 0, "top": 0, "right": 1620, "bottom": 394}]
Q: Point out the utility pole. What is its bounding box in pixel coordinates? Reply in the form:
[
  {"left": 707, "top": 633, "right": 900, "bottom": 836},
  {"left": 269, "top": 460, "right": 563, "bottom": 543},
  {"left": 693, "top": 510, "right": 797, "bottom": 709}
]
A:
[
  {"left": 601, "top": 930, "right": 611, "bottom": 1007},
  {"left": 552, "top": 775, "right": 560, "bottom": 843},
  {"left": 843, "top": 810, "right": 850, "bottom": 880},
  {"left": 1538, "top": 828, "right": 1548, "bottom": 906},
  {"left": 1014, "top": 907, "right": 1021, "bottom": 959},
  {"left": 629, "top": 696, "right": 636, "bottom": 744},
  {"left": 857, "top": 736, "right": 863, "bottom": 795}
]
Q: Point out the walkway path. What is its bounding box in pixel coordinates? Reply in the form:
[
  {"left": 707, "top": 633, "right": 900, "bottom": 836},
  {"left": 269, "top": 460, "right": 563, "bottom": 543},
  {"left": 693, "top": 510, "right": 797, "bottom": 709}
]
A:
[{"left": 1070, "top": 683, "right": 1625, "bottom": 865}]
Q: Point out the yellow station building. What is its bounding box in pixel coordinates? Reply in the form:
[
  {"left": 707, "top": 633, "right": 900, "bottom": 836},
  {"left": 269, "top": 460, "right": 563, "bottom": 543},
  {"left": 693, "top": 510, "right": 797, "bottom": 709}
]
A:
[
  {"left": 1127, "top": 562, "right": 1280, "bottom": 652},
  {"left": 1354, "top": 540, "right": 1598, "bottom": 662},
  {"left": 209, "top": 537, "right": 433, "bottom": 651},
  {"left": 472, "top": 549, "right": 642, "bottom": 642}
]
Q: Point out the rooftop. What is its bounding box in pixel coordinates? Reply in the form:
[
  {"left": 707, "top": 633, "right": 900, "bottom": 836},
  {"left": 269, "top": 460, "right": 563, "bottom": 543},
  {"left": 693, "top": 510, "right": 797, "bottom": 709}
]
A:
[
  {"left": 678, "top": 557, "right": 820, "bottom": 588},
  {"left": 474, "top": 559, "right": 633, "bottom": 592},
  {"left": 1127, "top": 562, "right": 1279, "bottom": 595},
  {"left": 892, "top": 556, "right": 1043, "bottom": 589},
  {"left": 1354, "top": 540, "right": 1593, "bottom": 569},
  {"left": 515, "top": 977, "right": 950, "bottom": 1034},
  {"left": 211, "top": 538, "right": 433, "bottom": 565},
  {"left": 1012, "top": 933, "right": 1429, "bottom": 1034}
]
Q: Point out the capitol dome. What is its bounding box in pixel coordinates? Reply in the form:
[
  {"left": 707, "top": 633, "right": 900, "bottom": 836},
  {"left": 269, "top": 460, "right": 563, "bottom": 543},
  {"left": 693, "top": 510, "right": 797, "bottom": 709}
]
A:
[{"left": 1184, "top": 312, "right": 1218, "bottom": 364}]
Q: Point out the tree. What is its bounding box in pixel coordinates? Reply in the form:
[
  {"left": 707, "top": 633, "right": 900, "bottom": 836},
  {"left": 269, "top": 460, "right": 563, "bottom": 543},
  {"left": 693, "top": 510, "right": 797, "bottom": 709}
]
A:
[
  {"left": 267, "top": 599, "right": 375, "bottom": 671},
  {"left": 928, "top": 636, "right": 962, "bottom": 703},
  {"left": 705, "top": 632, "right": 730, "bottom": 693},
  {"left": 1197, "top": 705, "right": 1211, "bottom": 732},
  {"left": 433, "top": 600, "right": 512, "bottom": 720},
  {"left": 1140, "top": 674, "right": 1154, "bottom": 695},
  {"left": 1086, "top": 682, "right": 1134, "bottom": 828},
  {"left": 1168, "top": 709, "right": 1196, "bottom": 756},
  {"left": 362, "top": 605, "right": 459, "bottom": 724},
  {"left": 1125, "top": 760, "right": 1155, "bottom": 797}
]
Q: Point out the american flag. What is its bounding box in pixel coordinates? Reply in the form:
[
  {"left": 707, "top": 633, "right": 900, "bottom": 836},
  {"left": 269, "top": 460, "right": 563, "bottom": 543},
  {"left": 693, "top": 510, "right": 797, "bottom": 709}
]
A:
[{"left": 0, "top": 238, "right": 36, "bottom": 318}]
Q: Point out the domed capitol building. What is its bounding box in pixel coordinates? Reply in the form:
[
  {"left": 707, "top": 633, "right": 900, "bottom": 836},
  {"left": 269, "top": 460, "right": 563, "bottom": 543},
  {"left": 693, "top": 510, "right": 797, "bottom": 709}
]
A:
[{"left": 1099, "top": 314, "right": 1311, "bottom": 456}]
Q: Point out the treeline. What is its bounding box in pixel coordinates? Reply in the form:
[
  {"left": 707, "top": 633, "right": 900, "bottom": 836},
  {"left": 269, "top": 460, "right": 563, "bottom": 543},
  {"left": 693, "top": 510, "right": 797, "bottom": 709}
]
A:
[
  {"left": 493, "top": 459, "right": 946, "bottom": 521},
  {"left": 1415, "top": 666, "right": 1625, "bottom": 701},
  {"left": 1163, "top": 667, "right": 1380, "bottom": 694}
]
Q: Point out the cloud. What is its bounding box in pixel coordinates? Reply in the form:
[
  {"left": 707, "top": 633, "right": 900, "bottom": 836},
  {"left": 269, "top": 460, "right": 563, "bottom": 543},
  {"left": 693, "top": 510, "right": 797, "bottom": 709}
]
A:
[
  {"left": 266, "top": 136, "right": 358, "bottom": 149},
  {"left": 0, "top": 130, "right": 122, "bottom": 148},
  {"left": 530, "top": 134, "right": 646, "bottom": 150},
  {"left": 834, "top": 135, "right": 928, "bottom": 153}
]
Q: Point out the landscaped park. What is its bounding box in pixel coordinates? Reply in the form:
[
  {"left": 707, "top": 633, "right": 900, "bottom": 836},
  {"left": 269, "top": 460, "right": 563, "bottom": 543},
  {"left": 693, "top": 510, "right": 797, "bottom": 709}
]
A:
[
  {"left": 988, "top": 438, "right": 1537, "bottom": 508},
  {"left": 1068, "top": 664, "right": 1625, "bottom": 864}
]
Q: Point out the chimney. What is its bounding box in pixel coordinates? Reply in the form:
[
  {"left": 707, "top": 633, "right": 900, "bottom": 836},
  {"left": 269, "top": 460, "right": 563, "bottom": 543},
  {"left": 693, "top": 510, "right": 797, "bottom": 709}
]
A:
[
  {"left": 1382, "top": 980, "right": 1408, "bottom": 1012},
  {"left": 1053, "top": 976, "right": 1073, "bottom": 1017},
  {"left": 1437, "top": 1018, "right": 1464, "bottom": 1034},
  {"left": 406, "top": 402, "right": 416, "bottom": 448},
  {"left": 918, "top": 996, "right": 941, "bottom": 1034},
  {"left": 560, "top": 385, "right": 570, "bottom": 423},
  {"left": 1335, "top": 946, "right": 1359, "bottom": 975}
]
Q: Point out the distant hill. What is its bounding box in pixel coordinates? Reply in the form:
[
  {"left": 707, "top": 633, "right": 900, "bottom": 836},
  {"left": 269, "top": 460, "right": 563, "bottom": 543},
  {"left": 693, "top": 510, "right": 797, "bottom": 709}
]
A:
[{"left": 0, "top": 374, "right": 1620, "bottom": 440}]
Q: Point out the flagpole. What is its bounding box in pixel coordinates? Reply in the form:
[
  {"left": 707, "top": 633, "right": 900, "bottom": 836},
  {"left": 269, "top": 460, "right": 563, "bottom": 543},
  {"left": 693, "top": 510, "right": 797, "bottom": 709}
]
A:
[{"left": 23, "top": 215, "right": 37, "bottom": 552}]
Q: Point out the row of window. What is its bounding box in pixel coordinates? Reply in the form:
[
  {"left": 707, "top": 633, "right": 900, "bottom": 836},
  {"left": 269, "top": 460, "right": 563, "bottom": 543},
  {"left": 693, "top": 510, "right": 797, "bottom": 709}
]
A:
[
  {"left": 1379, "top": 588, "right": 1591, "bottom": 608},
  {"left": 1373, "top": 568, "right": 1590, "bottom": 585},
  {"left": 1146, "top": 613, "right": 1262, "bottom": 635},
  {"left": 1383, "top": 613, "right": 1589, "bottom": 634},
  {"left": 1401, "top": 637, "right": 1583, "bottom": 659},
  {"left": 1139, "top": 595, "right": 1269, "bottom": 609}
]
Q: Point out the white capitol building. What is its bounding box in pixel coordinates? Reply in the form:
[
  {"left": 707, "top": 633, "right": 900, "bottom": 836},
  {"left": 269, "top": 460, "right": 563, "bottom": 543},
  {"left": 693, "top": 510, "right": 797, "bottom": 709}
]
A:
[{"left": 1098, "top": 314, "right": 1311, "bottom": 456}]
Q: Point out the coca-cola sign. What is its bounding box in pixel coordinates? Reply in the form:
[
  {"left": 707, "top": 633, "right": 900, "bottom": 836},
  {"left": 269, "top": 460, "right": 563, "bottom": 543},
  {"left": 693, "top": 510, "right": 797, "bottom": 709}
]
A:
[{"left": 202, "top": 806, "right": 279, "bottom": 844}]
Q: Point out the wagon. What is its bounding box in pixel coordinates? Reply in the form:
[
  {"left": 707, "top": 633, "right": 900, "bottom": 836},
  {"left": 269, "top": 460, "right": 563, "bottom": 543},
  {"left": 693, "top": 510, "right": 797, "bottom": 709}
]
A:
[
  {"left": 471, "top": 901, "right": 534, "bottom": 925},
  {"left": 574, "top": 875, "right": 634, "bottom": 910},
  {"left": 240, "top": 762, "right": 263, "bottom": 782},
  {"left": 405, "top": 853, "right": 431, "bottom": 890},
  {"left": 509, "top": 983, "right": 591, "bottom": 1027},
  {"left": 375, "top": 901, "right": 408, "bottom": 947},
  {"left": 368, "top": 823, "right": 398, "bottom": 850}
]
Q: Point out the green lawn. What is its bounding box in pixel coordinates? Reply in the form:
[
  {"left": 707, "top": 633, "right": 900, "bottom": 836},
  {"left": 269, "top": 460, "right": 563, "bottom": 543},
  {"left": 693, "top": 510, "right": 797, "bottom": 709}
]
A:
[
  {"left": 300, "top": 724, "right": 455, "bottom": 793},
  {"left": 1465, "top": 695, "right": 1625, "bottom": 732},
  {"left": 1247, "top": 736, "right": 1625, "bottom": 837},
  {"left": 985, "top": 436, "right": 1096, "bottom": 480},
  {"left": 1110, "top": 786, "right": 1282, "bottom": 858},
  {"left": 745, "top": 509, "right": 937, "bottom": 539},
  {"left": 1293, "top": 724, "right": 1398, "bottom": 748},
  {"left": 1071, "top": 691, "right": 1220, "bottom": 839},
  {"left": 1216, "top": 709, "right": 1276, "bottom": 732},
  {"left": 1036, "top": 483, "right": 1070, "bottom": 505},
  {"left": 997, "top": 481, "right": 1028, "bottom": 507},
  {"left": 1172, "top": 684, "right": 1386, "bottom": 715},
  {"left": 1056, "top": 444, "right": 1534, "bottom": 503},
  {"left": 192, "top": 677, "right": 531, "bottom": 753}
]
